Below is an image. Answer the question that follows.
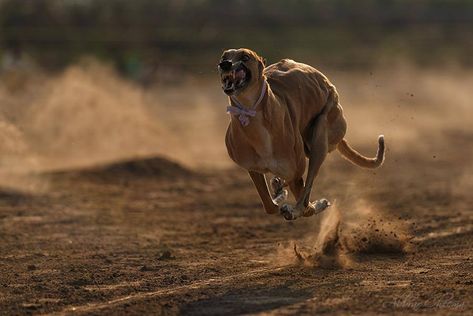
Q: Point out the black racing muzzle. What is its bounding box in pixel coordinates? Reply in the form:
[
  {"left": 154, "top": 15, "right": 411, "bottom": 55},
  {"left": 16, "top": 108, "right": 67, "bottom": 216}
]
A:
[
  {"left": 219, "top": 60, "right": 250, "bottom": 95},
  {"left": 218, "top": 60, "right": 233, "bottom": 72},
  {"left": 218, "top": 60, "right": 246, "bottom": 72}
]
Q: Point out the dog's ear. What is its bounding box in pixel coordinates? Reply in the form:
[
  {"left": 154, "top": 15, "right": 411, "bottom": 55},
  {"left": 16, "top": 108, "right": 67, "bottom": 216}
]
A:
[
  {"left": 258, "top": 56, "right": 266, "bottom": 77},
  {"left": 220, "top": 49, "right": 227, "bottom": 59}
]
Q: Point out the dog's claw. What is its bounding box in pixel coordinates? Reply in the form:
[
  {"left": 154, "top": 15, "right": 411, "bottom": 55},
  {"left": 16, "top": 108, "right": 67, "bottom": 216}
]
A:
[
  {"left": 280, "top": 199, "right": 330, "bottom": 220},
  {"left": 302, "top": 198, "right": 331, "bottom": 217},
  {"left": 314, "top": 198, "right": 331, "bottom": 213},
  {"left": 280, "top": 204, "right": 296, "bottom": 221},
  {"left": 270, "top": 177, "right": 285, "bottom": 198},
  {"left": 272, "top": 189, "right": 288, "bottom": 205}
]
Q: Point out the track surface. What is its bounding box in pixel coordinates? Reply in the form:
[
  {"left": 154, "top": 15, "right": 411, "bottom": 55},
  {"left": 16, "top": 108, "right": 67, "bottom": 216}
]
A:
[{"left": 0, "top": 131, "right": 472, "bottom": 315}]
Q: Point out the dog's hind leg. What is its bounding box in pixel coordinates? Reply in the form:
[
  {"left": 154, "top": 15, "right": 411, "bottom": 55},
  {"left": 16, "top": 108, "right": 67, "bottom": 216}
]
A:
[
  {"left": 280, "top": 114, "right": 330, "bottom": 220},
  {"left": 299, "top": 113, "right": 331, "bottom": 215},
  {"left": 288, "top": 177, "right": 304, "bottom": 201}
]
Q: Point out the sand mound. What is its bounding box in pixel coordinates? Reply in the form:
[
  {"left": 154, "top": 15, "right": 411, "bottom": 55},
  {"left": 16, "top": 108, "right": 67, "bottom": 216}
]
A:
[
  {"left": 47, "top": 156, "right": 192, "bottom": 181},
  {"left": 0, "top": 187, "right": 33, "bottom": 203}
]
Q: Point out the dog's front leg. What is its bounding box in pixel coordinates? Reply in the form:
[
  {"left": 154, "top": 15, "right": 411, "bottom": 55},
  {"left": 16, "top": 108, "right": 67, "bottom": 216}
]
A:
[
  {"left": 270, "top": 177, "right": 289, "bottom": 205},
  {"left": 248, "top": 171, "right": 282, "bottom": 214}
]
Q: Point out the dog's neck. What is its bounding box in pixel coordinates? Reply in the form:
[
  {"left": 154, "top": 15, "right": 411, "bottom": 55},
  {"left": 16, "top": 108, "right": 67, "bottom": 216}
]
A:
[{"left": 231, "top": 78, "right": 267, "bottom": 110}]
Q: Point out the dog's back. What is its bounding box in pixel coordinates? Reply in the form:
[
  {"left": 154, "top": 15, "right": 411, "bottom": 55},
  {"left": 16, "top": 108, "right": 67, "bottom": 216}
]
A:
[
  {"left": 264, "top": 59, "right": 338, "bottom": 141},
  {"left": 265, "top": 59, "right": 333, "bottom": 93}
]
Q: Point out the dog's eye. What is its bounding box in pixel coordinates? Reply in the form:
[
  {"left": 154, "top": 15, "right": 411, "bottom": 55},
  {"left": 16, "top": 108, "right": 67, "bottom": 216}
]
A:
[{"left": 242, "top": 55, "right": 250, "bottom": 62}]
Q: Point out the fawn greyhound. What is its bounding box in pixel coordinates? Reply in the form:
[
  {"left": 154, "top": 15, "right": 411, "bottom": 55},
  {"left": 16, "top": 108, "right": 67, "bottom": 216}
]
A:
[{"left": 218, "top": 48, "right": 385, "bottom": 220}]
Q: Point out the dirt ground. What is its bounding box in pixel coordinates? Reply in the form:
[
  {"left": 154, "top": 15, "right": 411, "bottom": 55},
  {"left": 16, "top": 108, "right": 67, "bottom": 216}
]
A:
[
  {"left": 0, "top": 64, "right": 472, "bottom": 315},
  {"left": 0, "top": 128, "right": 472, "bottom": 315}
]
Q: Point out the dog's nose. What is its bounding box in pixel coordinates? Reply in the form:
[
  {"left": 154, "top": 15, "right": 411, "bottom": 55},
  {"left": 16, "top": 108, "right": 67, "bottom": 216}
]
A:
[{"left": 218, "top": 60, "right": 232, "bottom": 72}]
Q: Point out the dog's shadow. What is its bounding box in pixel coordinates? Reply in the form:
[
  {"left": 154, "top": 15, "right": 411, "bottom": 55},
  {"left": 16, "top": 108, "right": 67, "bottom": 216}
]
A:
[
  {"left": 177, "top": 262, "right": 338, "bottom": 315},
  {"left": 179, "top": 279, "right": 313, "bottom": 315}
]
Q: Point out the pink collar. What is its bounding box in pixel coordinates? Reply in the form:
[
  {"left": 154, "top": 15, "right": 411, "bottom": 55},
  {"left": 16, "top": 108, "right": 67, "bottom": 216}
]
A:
[{"left": 226, "top": 81, "right": 268, "bottom": 127}]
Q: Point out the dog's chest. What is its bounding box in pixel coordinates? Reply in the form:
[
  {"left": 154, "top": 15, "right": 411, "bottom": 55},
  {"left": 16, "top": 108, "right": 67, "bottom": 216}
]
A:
[
  {"left": 252, "top": 126, "right": 275, "bottom": 167},
  {"left": 229, "top": 123, "right": 293, "bottom": 178}
]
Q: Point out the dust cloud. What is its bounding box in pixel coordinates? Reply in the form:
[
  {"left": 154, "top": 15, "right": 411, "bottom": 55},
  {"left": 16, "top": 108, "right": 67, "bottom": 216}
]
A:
[
  {"left": 275, "top": 202, "right": 414, "bottom": 269},
  {"left": 2, "top": 60, "right": 169, "bottom": 171}
]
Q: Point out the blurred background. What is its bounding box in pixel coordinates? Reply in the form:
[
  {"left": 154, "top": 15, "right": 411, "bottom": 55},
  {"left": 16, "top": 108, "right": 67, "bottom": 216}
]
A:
[
  {"left": 0, "top": 0, "right": 472, "bottom": 183},
  {"left": 1, "top": 0, "right": 473, "bottom": 76}
]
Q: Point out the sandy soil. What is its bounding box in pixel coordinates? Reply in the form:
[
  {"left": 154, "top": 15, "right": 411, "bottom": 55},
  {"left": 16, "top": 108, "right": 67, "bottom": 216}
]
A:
[
  {"left": 1, "top": 128, "right": 472, "bottom": 315},
  {"left": 0, "top": 63, "right": 472, "bottom": 315}
]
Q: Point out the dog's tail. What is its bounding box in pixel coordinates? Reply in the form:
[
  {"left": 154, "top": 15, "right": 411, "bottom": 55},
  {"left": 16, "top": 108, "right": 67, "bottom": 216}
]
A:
[{"left": 337, "top": 135, "right": 385, "bottom": 169}]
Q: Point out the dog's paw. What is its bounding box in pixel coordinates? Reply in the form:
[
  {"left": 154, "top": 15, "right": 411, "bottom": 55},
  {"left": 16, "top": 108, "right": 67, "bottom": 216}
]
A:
[
  {"left": 314, "top": 198, "right": 331, "bottom": 212},
  {"left": 303, "top": 199, "right": 331, "bottom": 217},
  {"left": 280, "top": 203, "right": 296, "bottom": 221},
  {"left": 272, "top": 189, "right": 288, "bottom": 205},
  {"left": 270, "top": 177, "right": 285, "bottom": 197}
]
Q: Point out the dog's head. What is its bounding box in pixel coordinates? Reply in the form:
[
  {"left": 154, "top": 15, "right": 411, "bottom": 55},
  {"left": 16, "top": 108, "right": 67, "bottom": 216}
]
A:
[{"left": 218, "top": 48, "right": 265, "bottom": 96}]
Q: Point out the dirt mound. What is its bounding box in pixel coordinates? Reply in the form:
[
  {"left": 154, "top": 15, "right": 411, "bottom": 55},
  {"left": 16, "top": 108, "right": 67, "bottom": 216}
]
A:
[
  {"left": 0, "top": 187, "right": 33, "bottom": 204},
  {"left": 48, "top": 156, "right": 193, "bottom": 181}
]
